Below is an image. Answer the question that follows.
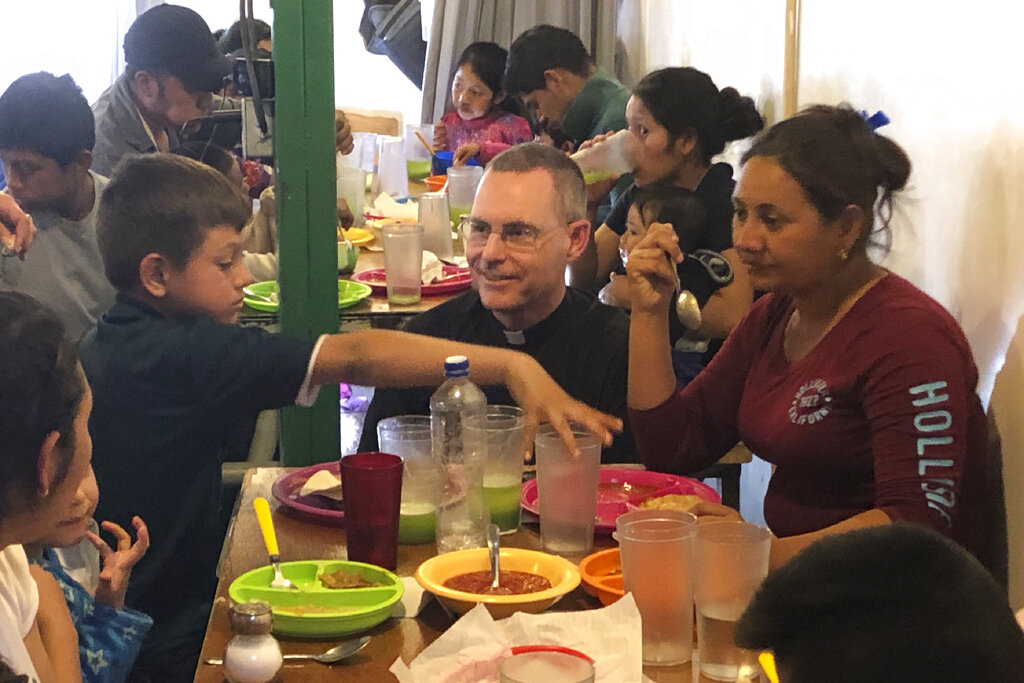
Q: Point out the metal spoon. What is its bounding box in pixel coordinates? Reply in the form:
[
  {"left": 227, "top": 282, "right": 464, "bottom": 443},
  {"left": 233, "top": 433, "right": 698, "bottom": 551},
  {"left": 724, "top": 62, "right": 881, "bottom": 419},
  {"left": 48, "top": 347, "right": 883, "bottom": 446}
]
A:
[
  {"left": 253, "top": 497, "right": 297, "bottom": 590},
  {"left": 204, "top": 636, "right": 371, "bottom": 666},
  {"left": 671, "top": 263, "right": 702, "bottom": 330},
  {"left": 486, "top": 523, "right": 501, "bottom": 589}
]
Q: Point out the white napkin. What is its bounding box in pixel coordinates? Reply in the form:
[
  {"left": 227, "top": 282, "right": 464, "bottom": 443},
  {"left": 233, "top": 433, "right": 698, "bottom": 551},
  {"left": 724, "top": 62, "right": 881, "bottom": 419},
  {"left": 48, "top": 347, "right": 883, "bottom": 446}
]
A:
[
  {"left": 298, "top": 470, "right": 344, "bottom": 501},
  {"left": 390, "top": 594, "right": 644, "bottom": 683},
  {"left": 392, "top": 576, "right": 433, "bottom": 618},
  {"left": 422, "top": 251, "right": 444, "bottom": 284},
  {"left": 370, "top": 192, "right": 419, "bottom": 221}
]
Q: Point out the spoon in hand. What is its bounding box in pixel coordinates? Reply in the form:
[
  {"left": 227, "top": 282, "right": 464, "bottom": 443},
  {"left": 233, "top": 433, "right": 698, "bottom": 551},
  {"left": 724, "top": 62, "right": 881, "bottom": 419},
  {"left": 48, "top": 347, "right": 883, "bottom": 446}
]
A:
[
  {"left": 204, "top": 636, "right": 371, "bottom": 666},
  {"left": 671, "top": 261, "right": 702, "bottom": 330}
]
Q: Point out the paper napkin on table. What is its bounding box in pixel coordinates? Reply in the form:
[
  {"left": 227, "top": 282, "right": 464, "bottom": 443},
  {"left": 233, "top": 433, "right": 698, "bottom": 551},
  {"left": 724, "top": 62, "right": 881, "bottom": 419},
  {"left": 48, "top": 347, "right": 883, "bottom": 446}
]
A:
[
  {"left": 368, "top": 192, "right": 419, "bottom": 221},
  {"left": 421, "top": 251, "right": 444, "bottom": 284},
  {"left": 392, "top": 577, "right": 432, "bottom": 618},
  {"left": 298, "top": 470, "right": 344, "bottom": 501},
  {"left": 389, "top": 594, "right": 644, "bottom": 683}
]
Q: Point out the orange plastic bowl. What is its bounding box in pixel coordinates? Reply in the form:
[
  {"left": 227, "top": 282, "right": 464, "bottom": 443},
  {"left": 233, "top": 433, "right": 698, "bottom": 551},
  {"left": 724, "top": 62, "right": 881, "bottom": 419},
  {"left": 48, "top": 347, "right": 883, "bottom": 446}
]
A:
[
  {"left": 424, "top": 174, "right": 447, "bottom": 192},
  {"left": 578, "top": 547, "right": 624, "bottom": 606}
]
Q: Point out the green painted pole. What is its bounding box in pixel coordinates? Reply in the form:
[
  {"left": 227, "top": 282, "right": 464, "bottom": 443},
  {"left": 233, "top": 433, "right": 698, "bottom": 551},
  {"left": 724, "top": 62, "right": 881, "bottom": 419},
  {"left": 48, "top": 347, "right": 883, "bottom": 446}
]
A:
[{"left": 271, "top": 0, "right": 339, "bottom": 466}]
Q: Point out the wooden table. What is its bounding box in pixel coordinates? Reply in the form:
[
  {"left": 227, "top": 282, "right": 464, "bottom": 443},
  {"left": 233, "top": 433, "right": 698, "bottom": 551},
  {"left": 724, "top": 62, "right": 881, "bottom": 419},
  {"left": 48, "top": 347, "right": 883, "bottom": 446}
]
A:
[{"left": 194, "top": 468, "right": 719, "bottom": 682}]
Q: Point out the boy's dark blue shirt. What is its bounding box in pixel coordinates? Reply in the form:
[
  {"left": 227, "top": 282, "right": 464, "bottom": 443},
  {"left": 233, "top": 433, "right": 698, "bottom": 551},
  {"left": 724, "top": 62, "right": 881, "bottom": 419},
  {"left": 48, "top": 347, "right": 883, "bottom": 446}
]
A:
[{"left": 78, "top": 293, "right": 314, "bottom": 639}]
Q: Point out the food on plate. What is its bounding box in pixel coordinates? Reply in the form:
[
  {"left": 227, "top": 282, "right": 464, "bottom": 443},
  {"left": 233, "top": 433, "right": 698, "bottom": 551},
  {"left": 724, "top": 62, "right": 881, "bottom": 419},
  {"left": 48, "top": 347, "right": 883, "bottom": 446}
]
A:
[
  {"left": 319, "top": 568, "right": 382, "bottom": 589},
  {"left": 443, "top": 570, "right": 552, "bottom": 596},
  {"left": 274, "top": 604, "right": 363, "bottom": 616},
  {"left": 597, "top": 481, "right": 659, "bottom": 502},
  {"left": 637, "top": 494, "right": 703, "bottom": 511},
  {"left": 298, "top": 470, "right": 344, "bottom": 501}
]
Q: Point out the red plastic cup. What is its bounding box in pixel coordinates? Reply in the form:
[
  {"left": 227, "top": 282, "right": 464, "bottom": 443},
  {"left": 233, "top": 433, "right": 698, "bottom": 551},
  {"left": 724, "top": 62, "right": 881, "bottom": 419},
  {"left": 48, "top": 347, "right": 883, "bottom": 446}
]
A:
[{"left": 340, "top": 452, "right": 403, "bottom": 570}]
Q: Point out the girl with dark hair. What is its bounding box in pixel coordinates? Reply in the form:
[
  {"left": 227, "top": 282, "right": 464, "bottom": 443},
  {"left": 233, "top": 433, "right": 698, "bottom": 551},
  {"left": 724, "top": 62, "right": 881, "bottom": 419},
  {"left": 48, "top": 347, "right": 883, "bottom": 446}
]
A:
[
  {"left": 432, "top": 42, "right": 532, "bottom": 166},
  {"left": 0, "top": 292, "right": 151, "bottom": 682},
  {"left": 626, "top": 105, "right": 988, "bottom": 570},
  {"left": 577, "top": 67, "right": 763, "bottom": 341},
  {"left": 1, "top": 291, "right": 90, "bottom": 680}
]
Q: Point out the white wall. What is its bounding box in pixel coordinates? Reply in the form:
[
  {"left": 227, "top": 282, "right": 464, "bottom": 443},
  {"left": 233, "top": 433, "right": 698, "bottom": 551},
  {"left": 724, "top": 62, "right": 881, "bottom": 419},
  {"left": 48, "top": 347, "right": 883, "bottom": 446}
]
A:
[{"left": 641, "top": 0, "right": 1024, "bottom": 603}]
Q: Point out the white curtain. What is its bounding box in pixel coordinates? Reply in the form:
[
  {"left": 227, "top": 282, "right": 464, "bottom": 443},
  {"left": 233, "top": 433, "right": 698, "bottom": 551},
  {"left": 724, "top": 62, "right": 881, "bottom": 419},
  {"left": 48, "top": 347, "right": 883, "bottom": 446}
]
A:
[{"left": 421, "top": 0, "right": 622, "bottom": 123}]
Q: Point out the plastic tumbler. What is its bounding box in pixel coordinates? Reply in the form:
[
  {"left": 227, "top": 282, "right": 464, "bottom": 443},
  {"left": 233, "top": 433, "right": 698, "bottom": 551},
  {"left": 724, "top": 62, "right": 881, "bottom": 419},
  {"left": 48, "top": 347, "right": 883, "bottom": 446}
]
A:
[
  {"left": 417, "top": 191, "right": 455, "bottom": 261},
  {"left": 339, "top": 452, "right": 403, "bottom": 570},
  {"left": 445, "top": 165, "right": 483, "bottom": 228},
  {"left": 499, "top": 650, "right": 595, "bottom": 683},
  {"left": 405, "top": 123, "right": 433, "bottom": 180},
  {"left": 693, "top": 521, "right": 772, "bottom": 681},
  {"left": 465, "top": 406, "right": 525, "bottom": 534},
  {"left": 534, "top": 423, "right": 601, "bottom": 555},
  {"left": 377, "top": 416, "right": 440, "bottom": 544},
  {"left": 381, "top": 222, "right": 423, "bottom": 305},
  {"left": 377, "top": 135, "right": 409, "bottom": 198},
  {"left": 336, "top": 166, "right": 366, "bottom": 227},
  {"left": 615, "top": 509, "right": 697, "bottom": 666}
]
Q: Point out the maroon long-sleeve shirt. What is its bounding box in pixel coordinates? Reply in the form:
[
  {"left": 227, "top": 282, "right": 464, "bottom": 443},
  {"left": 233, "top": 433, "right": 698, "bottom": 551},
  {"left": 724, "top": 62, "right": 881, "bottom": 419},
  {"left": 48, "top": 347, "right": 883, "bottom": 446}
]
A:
[{"left": 630, "top": 274, "right": 987, "bottom": 557}]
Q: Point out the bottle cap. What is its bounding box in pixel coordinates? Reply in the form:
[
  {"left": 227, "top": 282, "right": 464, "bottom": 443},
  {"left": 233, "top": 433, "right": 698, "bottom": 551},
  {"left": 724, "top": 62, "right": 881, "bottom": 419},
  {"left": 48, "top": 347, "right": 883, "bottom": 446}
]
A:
[
  {"left": 229, "top": 601, "right": 274, "bottom": 635},
  {"left": 443, "top": 355, "right": 469, "bottom": 377}
]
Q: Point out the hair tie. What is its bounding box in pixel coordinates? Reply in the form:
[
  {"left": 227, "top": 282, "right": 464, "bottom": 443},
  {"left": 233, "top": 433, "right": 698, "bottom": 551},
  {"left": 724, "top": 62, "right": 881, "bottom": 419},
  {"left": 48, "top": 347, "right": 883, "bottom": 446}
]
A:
[{"left": 860, "top": 110, "right": 890, "bottom": 132}]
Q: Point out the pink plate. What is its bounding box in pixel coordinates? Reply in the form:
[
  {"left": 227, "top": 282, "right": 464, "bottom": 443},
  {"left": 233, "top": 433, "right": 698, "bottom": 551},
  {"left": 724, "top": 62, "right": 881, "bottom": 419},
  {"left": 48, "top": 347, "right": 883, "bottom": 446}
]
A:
[
  {"left": 271, "top": 462, "right": 345, "bottom": 525},
  {"left": 351, "top": 265, "right": 472, "bottom": 296},
  {"left": 520, "top": 467, "right": 720, "bottom": 534}
]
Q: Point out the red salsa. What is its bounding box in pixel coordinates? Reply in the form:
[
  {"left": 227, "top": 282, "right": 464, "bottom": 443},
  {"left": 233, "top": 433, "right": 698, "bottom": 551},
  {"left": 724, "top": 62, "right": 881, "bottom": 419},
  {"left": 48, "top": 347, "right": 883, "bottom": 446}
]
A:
[{"left": 443, "top": 570, "right": 552, "bottom": 595}]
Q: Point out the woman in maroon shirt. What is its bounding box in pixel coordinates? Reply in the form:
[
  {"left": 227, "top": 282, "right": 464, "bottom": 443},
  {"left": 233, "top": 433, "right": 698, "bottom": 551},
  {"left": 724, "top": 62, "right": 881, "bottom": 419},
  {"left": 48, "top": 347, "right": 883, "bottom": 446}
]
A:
[{"left": 626, "top": 105, "right": 987, "bottom": 568}]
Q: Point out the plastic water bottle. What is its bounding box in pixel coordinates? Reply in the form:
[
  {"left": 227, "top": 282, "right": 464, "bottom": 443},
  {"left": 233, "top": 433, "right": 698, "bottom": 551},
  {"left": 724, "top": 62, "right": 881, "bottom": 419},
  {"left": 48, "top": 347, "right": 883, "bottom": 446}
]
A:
[{"left": 431, "top": 355, "right": 490, "bottom": 553}]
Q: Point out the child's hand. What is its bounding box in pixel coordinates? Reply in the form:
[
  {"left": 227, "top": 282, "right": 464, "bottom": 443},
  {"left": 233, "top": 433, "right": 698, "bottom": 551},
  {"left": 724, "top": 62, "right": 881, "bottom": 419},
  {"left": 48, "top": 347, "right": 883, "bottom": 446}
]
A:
[
  {"left": 86, "top": 516, "right": 150, "bottom": 611},
  {"left": 433, "top": 121, "right": 449, "bottom": 151},
  {"left": 453, "top": 142, "right": 479, "bottom": 166}
]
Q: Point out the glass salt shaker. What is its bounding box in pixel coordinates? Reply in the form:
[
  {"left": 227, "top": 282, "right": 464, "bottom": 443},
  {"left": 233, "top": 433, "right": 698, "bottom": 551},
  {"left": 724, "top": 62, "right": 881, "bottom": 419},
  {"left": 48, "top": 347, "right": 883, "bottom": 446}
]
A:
[{"left": 223, "top": 602, "right": 282, "bottom": 683}]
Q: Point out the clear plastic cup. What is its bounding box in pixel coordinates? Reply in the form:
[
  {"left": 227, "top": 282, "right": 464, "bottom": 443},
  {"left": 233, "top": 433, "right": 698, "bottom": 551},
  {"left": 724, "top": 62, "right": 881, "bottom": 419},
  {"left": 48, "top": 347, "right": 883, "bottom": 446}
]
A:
[
  {"left": 693, "top": 521, "right": 772, "bottom": 681},
  {"left": 381, "top": 222, "right": 423, "bottom": 305},
  {"left": 417, "top": 191, "right": 454, "bottom": 261},
  {"left": 377, "top": 416, "right": 440, "bottom": 544},
  {"left": 615, "top": 509, "right": 697, "bottom": 666},
  {"left": 336, "top": 166, "right": 366, "bottom": 227},
  {"left": 499, "top": 651, "right": 595, "bottom": 683},
  {"left": 535, "top": 424, "right": 601, "bottom": 555},
  {"left": 445, "top": 165, "right": 483, "bottom": 226},
  {"left": 465, "top": 406, "right": 525, "bottom": 534}
]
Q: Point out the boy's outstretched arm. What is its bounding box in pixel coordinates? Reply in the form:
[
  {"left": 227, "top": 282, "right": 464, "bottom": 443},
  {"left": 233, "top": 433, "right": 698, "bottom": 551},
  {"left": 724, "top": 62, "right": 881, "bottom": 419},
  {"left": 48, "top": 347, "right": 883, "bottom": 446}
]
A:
[{"left": 311, "top": 329, "right": 622, "bottom": 454}]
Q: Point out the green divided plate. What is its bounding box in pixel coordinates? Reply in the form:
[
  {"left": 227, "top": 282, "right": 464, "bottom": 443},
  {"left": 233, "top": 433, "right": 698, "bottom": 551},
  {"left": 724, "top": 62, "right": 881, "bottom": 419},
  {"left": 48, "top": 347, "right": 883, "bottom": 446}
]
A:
[
  {"left": 243, "top": 280, "right": 373, "bottom": 313},
  {"left": 228, "top": 560, "right": 404, "bottom": 637}
]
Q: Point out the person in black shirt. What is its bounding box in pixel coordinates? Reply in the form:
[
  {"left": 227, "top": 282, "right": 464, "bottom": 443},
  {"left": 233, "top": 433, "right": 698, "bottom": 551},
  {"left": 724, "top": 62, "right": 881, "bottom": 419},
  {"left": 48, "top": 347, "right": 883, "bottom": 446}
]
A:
[{"left": 361, "top": 143, "right": 634, "bottom": 462}]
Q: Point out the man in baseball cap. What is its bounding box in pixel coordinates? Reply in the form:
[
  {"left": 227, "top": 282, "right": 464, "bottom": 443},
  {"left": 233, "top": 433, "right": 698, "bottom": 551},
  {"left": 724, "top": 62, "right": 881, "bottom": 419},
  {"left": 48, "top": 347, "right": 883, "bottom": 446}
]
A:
[{"left": 92, "top": 4, "right": 232, "bottom": 176}]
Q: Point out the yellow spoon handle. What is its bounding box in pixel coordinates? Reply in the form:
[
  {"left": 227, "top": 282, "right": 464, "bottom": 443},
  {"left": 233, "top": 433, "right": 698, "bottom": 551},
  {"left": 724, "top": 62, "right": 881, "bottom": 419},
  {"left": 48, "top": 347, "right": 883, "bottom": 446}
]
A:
[{"left": 253, "top": 497, "right": 280, "bottom": 557}]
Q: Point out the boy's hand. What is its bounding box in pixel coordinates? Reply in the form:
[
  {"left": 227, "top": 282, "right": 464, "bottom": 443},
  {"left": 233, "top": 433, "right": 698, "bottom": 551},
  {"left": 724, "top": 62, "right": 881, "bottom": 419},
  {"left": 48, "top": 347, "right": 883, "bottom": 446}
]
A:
[
  {"left": 506, "top": 355, "right": 622, "bottom": 457},
  {"left": 86, "top": 516, "right": 150, "bottom": 610},
  {"left": 0, "top": 194, "right": 35, "bottom": 260}
]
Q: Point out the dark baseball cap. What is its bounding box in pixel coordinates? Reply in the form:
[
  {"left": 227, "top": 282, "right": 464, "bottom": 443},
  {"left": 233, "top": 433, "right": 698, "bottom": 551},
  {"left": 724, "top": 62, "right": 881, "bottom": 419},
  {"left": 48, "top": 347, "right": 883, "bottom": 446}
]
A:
[{"left": 123, "top": 4, "right": 232, "bottom": 93}]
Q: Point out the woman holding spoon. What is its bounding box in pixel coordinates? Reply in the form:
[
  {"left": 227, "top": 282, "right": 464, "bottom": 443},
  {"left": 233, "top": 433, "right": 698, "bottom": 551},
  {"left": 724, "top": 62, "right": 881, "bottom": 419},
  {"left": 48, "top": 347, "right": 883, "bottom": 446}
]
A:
[{"left": 626, "top": 105, "right": 989, "bottom": 570}]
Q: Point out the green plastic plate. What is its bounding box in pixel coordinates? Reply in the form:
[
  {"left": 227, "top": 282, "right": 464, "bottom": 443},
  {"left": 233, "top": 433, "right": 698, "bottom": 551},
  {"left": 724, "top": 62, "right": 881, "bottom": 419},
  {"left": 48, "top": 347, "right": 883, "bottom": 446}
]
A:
[
  {"left": 228, "top": 560, "right": 404, "bottom": 637},
  {"left": 242, "top": 280, "right": 373, "bottom": 313}
]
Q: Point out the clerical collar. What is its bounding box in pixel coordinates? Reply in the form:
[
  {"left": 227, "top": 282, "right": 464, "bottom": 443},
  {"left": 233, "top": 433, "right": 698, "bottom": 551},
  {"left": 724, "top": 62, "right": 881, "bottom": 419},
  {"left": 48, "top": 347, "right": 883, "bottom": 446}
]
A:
[{"left": 503, "top": 329, "right": 526, "bottom": 345}]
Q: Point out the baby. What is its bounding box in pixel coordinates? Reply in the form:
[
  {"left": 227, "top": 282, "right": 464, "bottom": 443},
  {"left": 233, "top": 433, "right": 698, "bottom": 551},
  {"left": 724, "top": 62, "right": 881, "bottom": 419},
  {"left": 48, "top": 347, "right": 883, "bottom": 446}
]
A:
[
  {"left": 24, "top": 466, "right": 151, "bottom": 683},
  {"left": 433, "top": 42, "right": 533, "bottom": 166}
]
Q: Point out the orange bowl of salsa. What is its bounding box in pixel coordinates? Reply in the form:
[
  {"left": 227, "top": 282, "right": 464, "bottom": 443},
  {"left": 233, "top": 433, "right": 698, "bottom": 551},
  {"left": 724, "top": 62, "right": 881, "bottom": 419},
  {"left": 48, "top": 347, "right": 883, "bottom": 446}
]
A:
[{"left": 416, "top": 547, "right": 580, "bottom": 619}]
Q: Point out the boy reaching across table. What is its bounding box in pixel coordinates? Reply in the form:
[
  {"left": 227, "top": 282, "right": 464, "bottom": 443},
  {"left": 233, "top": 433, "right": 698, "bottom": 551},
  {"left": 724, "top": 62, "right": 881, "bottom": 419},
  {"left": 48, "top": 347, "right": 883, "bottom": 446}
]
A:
[{"left": 79, "top": 152, "right": 621, "bottom": 680}]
